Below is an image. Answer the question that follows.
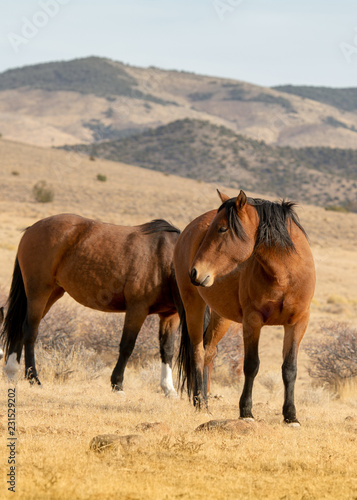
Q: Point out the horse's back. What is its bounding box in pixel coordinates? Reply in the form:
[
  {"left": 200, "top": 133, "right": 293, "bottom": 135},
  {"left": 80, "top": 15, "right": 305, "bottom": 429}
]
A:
[{"left": 18, "top": 214, "right": 179, "bottom": 313}]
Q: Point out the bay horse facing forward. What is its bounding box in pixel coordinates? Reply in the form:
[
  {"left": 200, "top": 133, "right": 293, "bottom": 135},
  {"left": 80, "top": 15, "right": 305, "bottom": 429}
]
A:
[
  {"left": 1, "top": 215, "right": 181, "bottom": 396},
  {"left": 175, "top": 190, "right": 315, "bottom": 425}
]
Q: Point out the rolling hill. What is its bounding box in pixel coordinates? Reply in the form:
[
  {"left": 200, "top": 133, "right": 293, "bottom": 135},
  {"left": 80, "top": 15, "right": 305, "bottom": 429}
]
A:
[
  {"left": 1, "top": 57, "right": 357, "bottom": 149},
  {"left": 60, "top": 118, "right": 357, "bottom": 209},
  {"left": 273, "top": 85, "right": 357, "bottom": 112}
]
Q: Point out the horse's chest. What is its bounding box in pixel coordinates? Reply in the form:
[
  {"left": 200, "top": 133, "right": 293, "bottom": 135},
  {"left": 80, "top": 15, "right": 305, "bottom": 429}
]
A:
[{"left": 198, "top": 283, "right": 243, "bottom": 323}]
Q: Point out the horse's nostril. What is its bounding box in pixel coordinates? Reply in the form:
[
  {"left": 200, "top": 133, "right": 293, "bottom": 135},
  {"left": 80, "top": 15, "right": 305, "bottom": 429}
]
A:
[{"left": 190, "top": 268, "right": 197, "bottom": 281}]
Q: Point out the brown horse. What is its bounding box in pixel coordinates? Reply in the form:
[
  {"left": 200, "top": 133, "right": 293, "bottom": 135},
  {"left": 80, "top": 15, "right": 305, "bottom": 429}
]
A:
[
  {"left": 175, "top": 190, "right": 315, "bottom": 425},
  {"left": 1, "top": 215, "right": 181, "bottom": 396}
]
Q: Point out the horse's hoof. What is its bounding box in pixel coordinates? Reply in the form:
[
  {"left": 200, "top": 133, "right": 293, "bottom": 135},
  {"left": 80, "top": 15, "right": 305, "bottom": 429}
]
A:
[
  {"left": 115, "top": 390, "right": 126, "bottom": 397},
  {"left": 30, "top": 381, "right": 43, "bottom": 388},
  {"left": 165, "top": 390, "right": 178, "bottom": 399},
  {"left": 285, "top": 420, "right": 301, "bottom": 428},
  {"left": 29, "top": 378, "right": 42, "bottom": 386},
  {"left": 240, "top": 417, "right": 255, "bottom": 423}
]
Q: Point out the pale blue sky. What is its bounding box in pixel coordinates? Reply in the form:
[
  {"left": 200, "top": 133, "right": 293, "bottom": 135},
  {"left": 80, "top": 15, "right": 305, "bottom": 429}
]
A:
[{"left": 1, "top": 0, "right": 356, "bottom": 87}]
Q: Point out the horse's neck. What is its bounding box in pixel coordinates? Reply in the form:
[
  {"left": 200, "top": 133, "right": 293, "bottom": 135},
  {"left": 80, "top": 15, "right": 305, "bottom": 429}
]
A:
[{"left": 253, "top": 247, "right": 291, "bottom": 285}]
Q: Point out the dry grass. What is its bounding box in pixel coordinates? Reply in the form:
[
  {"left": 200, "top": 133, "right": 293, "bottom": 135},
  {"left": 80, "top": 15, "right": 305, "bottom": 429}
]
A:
[{"left": 1, "top": 356, "right": 357, "bottom": 500}]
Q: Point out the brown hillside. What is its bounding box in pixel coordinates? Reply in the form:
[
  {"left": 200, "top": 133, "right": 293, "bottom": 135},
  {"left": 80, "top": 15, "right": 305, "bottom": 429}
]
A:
[{"left": 1, "top": 57, "right": 357, "bottom": 149}]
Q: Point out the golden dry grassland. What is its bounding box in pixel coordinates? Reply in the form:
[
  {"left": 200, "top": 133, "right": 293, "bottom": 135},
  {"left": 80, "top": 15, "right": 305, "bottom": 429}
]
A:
[{"left": 0, "top": 139, "right": 357, "bottom": 499}]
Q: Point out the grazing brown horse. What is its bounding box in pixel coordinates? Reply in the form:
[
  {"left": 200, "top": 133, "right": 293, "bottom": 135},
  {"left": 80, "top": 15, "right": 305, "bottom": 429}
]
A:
[
  {"left": 1, "top": 215, "right": 181, "bottom": 396},
  {"left": 175, "top": 190, "right": 315, "bottom": 425}
]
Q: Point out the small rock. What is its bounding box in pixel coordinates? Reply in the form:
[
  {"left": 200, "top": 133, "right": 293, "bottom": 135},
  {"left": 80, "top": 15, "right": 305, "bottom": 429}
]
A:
[
  {"left": 345, "top": 416, "right": 357, "bottom": 423},
  {"left": 118, "top": 434, "right": 144, "bottom": 449},
  {"left": 135, "top": 421, "right": 171, "bottom": 433},
  {"left": 89, "top": 433, "right": 144, "bottom": 453},
  {"left": 89, "top": 434, "right": 120, "bottom": 452},
  {"left": 196, "top": 419, "right": 257, "bottom": 435}
]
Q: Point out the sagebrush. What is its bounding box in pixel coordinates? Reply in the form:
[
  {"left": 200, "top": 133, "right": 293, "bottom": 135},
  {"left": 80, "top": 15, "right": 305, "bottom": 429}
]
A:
[
  {"left": 304, "top": 322, "right": 357, "bottom": 388},
  {"left": 32, "top": 180, "right": 54, "bottom": 203}
]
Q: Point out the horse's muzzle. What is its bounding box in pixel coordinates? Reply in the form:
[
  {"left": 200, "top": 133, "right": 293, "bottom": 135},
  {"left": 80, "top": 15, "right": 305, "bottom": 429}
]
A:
[{"left": 189, "top": 268, "right": 211, "bottom": 287}]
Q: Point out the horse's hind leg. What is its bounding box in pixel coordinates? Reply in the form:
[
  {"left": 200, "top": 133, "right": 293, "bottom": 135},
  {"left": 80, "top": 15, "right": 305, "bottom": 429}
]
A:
[
  {"left": 24, "top": 286, "right": 64, "bottom": 384},
  {"left": 159, "top": 312, "right": 180, "bottom": 397},
  {"left": 111, "top": 307, "right": 147, "bottom": 392},
  {"left": 239, "top": 315, "right": 262, "bottom": 421},
  {"left": 282, "top": 314, "right": 309, "bottom": 426}
]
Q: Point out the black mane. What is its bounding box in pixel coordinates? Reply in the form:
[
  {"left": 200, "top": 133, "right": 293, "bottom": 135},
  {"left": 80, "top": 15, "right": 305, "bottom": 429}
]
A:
[
  {"left": 140, "top": 219, "right": 181, "bottom": 235},
  {"left": 218, "top": 197, "right": 307, "bottom": 252}
]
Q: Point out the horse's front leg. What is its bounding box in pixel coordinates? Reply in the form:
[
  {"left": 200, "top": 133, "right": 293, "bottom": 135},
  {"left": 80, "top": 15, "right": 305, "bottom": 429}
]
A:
[
  {"left": 181, "top": 296, "right": 207, "bottom": 410},
  {"left": 111, "top": 307, "right": 147, "bottom": 393},
  {"left": 239, "top": 313, "right": 262, "bottom": 421},
  {"left": 282, "top": 313, "right": 310, "bottom": 426}
]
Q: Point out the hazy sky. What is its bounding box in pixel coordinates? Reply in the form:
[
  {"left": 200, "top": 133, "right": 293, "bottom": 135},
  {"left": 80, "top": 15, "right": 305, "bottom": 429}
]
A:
[{"left": 1, "top": 0, "right": 357, "bottom": 87}]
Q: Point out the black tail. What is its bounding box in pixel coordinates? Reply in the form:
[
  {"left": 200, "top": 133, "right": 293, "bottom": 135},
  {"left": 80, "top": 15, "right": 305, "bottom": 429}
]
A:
[
  {"left": 1, "top": 256, "right": 27, "bottom": 362},
  {"left": 177, "top": 304, "right": 210, "bottom": 400}
]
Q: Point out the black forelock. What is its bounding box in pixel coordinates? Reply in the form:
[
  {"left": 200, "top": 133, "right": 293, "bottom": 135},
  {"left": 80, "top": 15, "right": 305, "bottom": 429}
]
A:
[
  {"left": 218, "top": 198, "right": 247, "bottom": 242},
  {"left": 218, "top": 196, "right": 307, "bottom": 252}
]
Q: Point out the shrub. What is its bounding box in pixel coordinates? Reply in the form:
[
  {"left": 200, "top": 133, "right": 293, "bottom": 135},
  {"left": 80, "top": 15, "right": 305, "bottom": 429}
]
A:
[
  {"left": 32, "top": 180, "right": 54, "bottom": 203},
  {"left": 39, "top": 303, "right": 77, "bottom": 349},
  {"left": 79, "top": 312, "right": 161, "bottom": 365},
  {"left": 11, "top": 170, "right": 19, "bottom": 176},
  {"left": 304, "top": 323, "right": 357, "bottom": 390},
  {"left": 39, "top": 304, "right": 163, "bottom": 366},
  {"left": 325, "top": 205, "right": 349, "bottom": 213},
  {"left": 35, "top": 342, "right": 106, "bottom": 383},
  {"left": 96, "top": 174, "right": 107, "bottom": 182}
]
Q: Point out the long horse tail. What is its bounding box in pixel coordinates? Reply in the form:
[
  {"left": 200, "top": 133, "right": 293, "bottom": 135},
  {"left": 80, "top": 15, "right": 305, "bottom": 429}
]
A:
[
  {"left": 1, "top": 256, "right": 27, "bottom": 362},
  {"left": 177, "top": 303, "right": 210, "bottom": 400}
]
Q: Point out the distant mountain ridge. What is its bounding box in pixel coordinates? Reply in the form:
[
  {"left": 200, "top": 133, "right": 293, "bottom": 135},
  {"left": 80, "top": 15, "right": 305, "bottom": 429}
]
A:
[
  {"left": 1, "top": 56, "right": 357, "bottom": 149},
  {"left": 60, "top": 118, "right": 357, "bottom": 210},
  {"left": 273, "top": 85, "right": 357, "bottom": 112},
  {"left": 0, "top": 57, "right": 173, "bottom": 105}
]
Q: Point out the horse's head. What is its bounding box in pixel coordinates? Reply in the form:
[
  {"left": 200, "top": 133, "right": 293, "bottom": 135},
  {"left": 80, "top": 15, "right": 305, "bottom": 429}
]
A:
[{"left": 189, "top": 190, "right": 258, "bottom": 287}]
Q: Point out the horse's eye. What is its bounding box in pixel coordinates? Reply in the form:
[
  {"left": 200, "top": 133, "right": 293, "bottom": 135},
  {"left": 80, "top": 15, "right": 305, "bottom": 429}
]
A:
[{"left": 218, "top": 226, "right": 228, "bottom": 233}]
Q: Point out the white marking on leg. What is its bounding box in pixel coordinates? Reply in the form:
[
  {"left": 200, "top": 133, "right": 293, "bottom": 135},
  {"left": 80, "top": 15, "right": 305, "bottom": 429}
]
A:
[
  {"left": 160, "top": 362, "right": 177, "bottom": 397},
  {"left": 0, "top": 348, "right": 3, "bottom": 361},
  {"left": 4, "top": 353, "right": 20, "bottom": 380}
]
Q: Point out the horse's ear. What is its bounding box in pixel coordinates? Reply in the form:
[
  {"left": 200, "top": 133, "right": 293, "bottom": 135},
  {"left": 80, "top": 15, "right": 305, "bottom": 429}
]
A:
[
  {"left": 235, "top": 190, "right": 247, "bottom": 211},
  {"left": 217, "top": 189, "right": 230, "bottom": 203}
]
